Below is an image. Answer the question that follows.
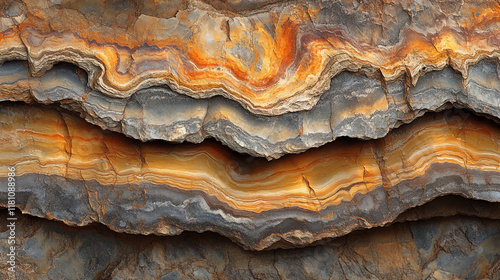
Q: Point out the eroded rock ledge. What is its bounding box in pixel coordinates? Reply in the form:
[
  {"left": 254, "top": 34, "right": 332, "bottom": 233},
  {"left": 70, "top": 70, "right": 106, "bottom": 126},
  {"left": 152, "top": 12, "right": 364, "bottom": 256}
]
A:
[
  {"left": 1, "top": 102, "right": 500, "bottom": 249},
  {"left": 1, "top": 0, "right": 500, "bottom": 114},
  {"left": 1, "top": 211, "right": 499, "bottom": 279},
  {"left": 2, "top": 60, "right": 500, "bottom": 159}
]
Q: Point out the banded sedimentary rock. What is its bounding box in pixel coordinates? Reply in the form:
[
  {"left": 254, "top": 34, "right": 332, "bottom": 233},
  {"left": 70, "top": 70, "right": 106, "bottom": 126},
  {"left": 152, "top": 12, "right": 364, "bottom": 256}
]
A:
[
  {"left": 1, "top": 211, "right": 500, "bottom": 279},
  {"left": 2, "top": 60, "right": 500, "bottom": 158},
  {"left": 1, "top": 0, "right": 500, "bottom": 276},
  {"left": 1, "top": 0, "right": 500, "bottom": 114},
  {"left": 1, "top": 102, "right": 500, "bottom": 249}
]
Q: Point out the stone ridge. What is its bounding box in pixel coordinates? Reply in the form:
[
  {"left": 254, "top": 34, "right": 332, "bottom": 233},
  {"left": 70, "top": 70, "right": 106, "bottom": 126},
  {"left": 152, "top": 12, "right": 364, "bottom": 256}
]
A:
[
  {"left": 2, "top": 60, "right": 500, "bottom": 159},
  {"left": 1, "top": 103, "right": 500, "bottom": 249},
  {"left": 1, "top": 0, "right": 500, "bottom": 114}
]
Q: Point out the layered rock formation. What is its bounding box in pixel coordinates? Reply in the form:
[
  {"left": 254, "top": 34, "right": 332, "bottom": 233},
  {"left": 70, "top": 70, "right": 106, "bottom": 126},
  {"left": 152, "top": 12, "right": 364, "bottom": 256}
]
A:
[
  {"left": 2, "top": 59, "right": 500, "bottom": 158},
  {"left": 1, "top": 102, "right": 500, "bottom": 250},
  {"left": 1, "top": 0, "right": 500, "bottom": 278}
]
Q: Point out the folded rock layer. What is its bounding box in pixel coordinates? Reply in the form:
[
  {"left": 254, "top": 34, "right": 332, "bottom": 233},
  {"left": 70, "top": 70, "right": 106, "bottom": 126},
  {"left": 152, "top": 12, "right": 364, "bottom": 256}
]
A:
[
  {"left": 2, "top": 59, "right": 500, "bottom": 158},
  {"left": 1, "top": 0, "right": 500, "bottom": 114},
  {"left": 0, "top": 0, "right": 499, "bottom": 277},
  {"left": 1, "top": 102, "right": 500, "bottom": 249}
]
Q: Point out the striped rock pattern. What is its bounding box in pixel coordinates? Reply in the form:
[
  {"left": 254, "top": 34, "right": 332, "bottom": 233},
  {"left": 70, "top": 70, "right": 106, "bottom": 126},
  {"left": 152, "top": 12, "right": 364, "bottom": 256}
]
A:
[
  {"left": 1, "top": 103, "right": 500, "bottom": 249},
  {"left": 1, "top": 0, "right": 500, "bottom": 277}
]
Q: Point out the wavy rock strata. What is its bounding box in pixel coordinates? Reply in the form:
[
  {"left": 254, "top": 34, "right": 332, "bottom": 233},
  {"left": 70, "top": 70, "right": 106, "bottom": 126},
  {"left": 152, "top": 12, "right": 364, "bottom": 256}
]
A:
[
  {"left": 1, "top": 0, "right": 500, "bottom": 114},
  {"left": 1, "top": 1, "right": 500, "bottom": 277},
  {"left": 1, "top": 102, "right": 500, "bottom": 249},
  {"left": 2, "top": 60, "right": 500, "bottom": 158}
]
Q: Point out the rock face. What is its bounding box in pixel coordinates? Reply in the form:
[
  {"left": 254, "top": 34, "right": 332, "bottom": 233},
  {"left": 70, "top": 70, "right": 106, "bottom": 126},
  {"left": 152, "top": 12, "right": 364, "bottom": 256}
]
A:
[
  {"left": 1, "top": 211, "right": 500, "bottom": 279},
  {"left": 1, "top": 0, "right": 500, "bottom": 278}
]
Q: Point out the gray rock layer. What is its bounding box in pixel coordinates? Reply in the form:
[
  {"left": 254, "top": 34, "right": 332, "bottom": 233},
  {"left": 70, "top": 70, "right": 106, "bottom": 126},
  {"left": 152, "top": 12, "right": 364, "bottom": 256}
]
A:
[
  {"left": 1, "top": 161, "right": 500, "bottom": 250},
  {"left": 1, "top": 60, "right": 500, "bottom": 159},
  {"left": 1, "top": 211, "right": 499, "bottom": 279}
]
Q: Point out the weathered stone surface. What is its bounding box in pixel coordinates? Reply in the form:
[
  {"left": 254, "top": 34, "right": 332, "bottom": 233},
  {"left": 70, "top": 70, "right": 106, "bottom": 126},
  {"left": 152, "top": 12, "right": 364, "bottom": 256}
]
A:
[
  {"left": 1, "top": 210, "right": 499, "bottom": 279},
  {"left": 1, "top": 0, "right": 500, "bottom": 275},
  {"left": 3, "top": 60, "right": 500, "bottom": 158},
  {"left": 1, "top": 103, "right": 500, "bottom": 249},
  {"left": 1, "top": 0, "right": 500, "bottom": 114}
]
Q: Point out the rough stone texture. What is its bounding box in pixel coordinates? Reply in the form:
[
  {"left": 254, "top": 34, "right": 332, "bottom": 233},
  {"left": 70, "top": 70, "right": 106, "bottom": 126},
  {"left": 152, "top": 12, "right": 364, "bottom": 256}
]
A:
[
  {"left": 3, "top": 60, "right": 500, "bottom": 158},
  {"left": 1, "top": 210, "right": 499, "bottom": 279},
  {"left": 1, "top": 0, "right": 500, "bottom": 277},
  {"left": 1, "top": 103, "right": 500, "bottom": 249},
  {"left": 1, "top": 0, "right": 500, "bottom": 114}
]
